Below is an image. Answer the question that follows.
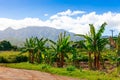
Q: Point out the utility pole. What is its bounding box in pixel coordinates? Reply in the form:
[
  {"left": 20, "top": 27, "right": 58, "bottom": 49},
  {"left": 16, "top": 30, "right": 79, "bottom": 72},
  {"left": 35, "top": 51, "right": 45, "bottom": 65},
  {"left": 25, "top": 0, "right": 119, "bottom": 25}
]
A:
[
  {"left": 109, "top": 29, "right": 116, "bottom": 50},
  {"left": 110, "top": 29, "right": 114, "bottom": 38}
]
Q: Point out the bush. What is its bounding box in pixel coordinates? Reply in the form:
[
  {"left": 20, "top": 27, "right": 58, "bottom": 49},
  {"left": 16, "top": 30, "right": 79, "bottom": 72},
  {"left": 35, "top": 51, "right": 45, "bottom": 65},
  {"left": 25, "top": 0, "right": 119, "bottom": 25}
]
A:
[
  {"left": 15, "top": 55, "right": 28, "bottom": 63},
  {"left": 0, "top": 56, "right": 7, "bottom": 63},
  {"left": 66, "top": 65, "right": 76, "bottom": 71},
  {"left": 0, "top": 55, "right": 28, "bottom": 63}
]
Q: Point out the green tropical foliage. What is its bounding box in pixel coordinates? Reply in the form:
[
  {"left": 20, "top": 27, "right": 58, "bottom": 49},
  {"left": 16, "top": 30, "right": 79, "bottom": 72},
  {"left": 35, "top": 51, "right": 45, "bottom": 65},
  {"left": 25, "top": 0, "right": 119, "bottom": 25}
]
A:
[
  {"left": 76, "top": 22, "right": 108, "bottom": 70},
  {"left": 50, "top": 32, "right": 73, "bottom": 67},
  {"left": 21, "top": 37, "right": 48, "bottom": 63},
  {"left": 0, "top": 40, "right": 14, "bottom": 51},
  {"left": 21, "top": 37, "right": 37, "bottom": 63},
  {"left": 35, "top": 38, "right": 48, "bottom": 63}
]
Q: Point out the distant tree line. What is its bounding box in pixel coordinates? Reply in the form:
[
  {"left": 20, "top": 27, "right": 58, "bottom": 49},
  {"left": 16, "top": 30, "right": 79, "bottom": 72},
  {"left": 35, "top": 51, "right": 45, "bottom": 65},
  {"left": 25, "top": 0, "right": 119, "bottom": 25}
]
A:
[{"left": 0, "top": 40, "right": 17, "bottom": 51}]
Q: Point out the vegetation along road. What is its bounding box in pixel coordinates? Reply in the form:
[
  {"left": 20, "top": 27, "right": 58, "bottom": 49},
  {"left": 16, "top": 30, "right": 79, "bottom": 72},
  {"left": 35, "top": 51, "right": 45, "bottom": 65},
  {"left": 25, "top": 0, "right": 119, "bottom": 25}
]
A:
[{"left": 0, "top": 67, "right": 79, "bottom": 80}]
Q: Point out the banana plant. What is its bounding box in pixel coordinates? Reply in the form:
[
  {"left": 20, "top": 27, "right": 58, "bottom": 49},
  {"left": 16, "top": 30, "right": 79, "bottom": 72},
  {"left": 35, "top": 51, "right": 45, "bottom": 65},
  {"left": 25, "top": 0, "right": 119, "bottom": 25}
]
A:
[
  {"left": 21, "top": 37, "right": 37, "bottom": 63},
  {"left": 50, "top": 32, "right": 72, "bottom": 67},
  {"left": 76, "top": 22, "right": 107, "bottom": 70},
  {"left": 35, "top": 37, "right": 48, "bottom": 63}
]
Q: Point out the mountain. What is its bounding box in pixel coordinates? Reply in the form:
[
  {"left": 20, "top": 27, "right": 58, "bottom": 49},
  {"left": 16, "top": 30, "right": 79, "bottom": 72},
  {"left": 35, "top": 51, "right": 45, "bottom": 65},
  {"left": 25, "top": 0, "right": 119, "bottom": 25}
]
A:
[{"left": 0, "top": 26, "right": 82, "bottom": 46}]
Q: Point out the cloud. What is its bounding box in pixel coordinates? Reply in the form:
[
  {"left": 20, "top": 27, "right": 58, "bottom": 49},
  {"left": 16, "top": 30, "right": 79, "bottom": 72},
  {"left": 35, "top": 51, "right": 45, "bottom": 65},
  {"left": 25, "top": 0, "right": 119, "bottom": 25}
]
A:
[
  {"left": 49, "top": 10, "right": 120, "bottom": 34},
  {"left": 0, "top": 9, "right": 120, "bottom": 35},
  {"left": 57, "top": 9, "right": 85, "bottom": 16},
  {"left": 0, "top": 18, "right": 46, "bottom": 30}
]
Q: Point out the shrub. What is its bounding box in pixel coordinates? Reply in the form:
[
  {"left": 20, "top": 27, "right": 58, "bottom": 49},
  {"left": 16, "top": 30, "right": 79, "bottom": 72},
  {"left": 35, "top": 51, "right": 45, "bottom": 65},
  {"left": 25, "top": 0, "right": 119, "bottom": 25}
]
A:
[
  {"left": 7, "top": 55, "right": 16, "bottom": 63},
  {"left": 0, "top": 56, "right": 7, "bottom": 63},
  {"left": 66, "top": 65, "right": 76, "bottom": 71},
  {"left": 15, "top": 55, "right": 28, "bottom": 63},
  {"left": 0, "top": 55, "right": 28, "bottom": 63}
]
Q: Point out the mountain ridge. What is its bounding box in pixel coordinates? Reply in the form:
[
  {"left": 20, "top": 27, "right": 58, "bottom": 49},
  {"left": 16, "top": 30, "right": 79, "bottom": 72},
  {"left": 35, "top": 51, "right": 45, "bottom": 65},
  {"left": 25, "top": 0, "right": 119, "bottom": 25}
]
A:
[{"left": 0, "top": 26, "right": 81, "bottom": 46}]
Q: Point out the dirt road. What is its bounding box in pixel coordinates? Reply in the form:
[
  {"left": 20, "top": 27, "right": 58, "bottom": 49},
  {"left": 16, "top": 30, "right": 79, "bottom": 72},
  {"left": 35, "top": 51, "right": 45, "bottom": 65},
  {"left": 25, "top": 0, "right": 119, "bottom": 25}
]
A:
[{"left": 0, "top": 67, "right": 79, "bottom": 80}]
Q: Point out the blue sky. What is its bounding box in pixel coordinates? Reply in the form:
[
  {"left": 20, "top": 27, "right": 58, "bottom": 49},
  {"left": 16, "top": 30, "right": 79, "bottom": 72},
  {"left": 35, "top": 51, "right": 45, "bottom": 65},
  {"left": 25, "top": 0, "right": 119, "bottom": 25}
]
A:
[
  {"left": 0, "top": 0, "right": 120, "bottom": 36},
  {"left": 0, "top": 0, "right": 120, "bottom": 19}
]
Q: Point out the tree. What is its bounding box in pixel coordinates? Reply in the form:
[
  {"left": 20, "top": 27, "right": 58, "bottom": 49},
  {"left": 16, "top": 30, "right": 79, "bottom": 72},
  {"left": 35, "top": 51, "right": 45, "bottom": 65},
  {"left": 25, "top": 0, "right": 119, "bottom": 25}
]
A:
[
  {"left": 0, "top": 40, "right": 12, "bottom": 51},
  {"left": 35, "top": 37, "right": 48, "bottom": 63},
  {"left": 76, "top": 34, "right": 94, "bottom": 69},
  {"left": 76, "top": 22, "right": 107, "bottom": 70},
  {"left": 50, "top": 32, "right": 72, "bottom": 67},
  {"left": 21, "top": 37, "right": 37, "bottom": 63},
  {"left": 21, "top": 37, "right": 48, "bottom": 64}
]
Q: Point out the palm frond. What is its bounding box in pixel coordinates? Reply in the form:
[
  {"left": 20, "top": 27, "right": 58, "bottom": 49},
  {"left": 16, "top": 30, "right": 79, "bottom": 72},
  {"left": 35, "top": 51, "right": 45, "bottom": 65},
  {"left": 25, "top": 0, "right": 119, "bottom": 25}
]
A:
[
  {"left": 89, "top": 24, "right": 96, "bottom": 38},
  {"left": 96, "top": 22, "right": 107, "bottom": 39},
  {"left": 49, "top": 39, "right": 56, "bottom": 45}
]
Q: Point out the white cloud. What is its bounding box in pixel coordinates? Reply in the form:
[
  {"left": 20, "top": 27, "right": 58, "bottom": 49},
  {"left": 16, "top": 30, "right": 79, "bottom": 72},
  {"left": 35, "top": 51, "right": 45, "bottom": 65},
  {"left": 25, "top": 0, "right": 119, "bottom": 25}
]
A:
[
  {"left": 0, "top": 18, "right": 47, "bottom": 30},
  {"left": 0, "top": 9, "right": 120, "bottom": 35},
  {"left": 57, "top": 9, "right": 85, "bottom": 16}
]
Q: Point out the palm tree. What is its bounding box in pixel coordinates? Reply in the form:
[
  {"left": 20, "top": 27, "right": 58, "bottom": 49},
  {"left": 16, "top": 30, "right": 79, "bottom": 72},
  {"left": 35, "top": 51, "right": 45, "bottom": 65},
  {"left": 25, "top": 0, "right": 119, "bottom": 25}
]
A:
[
  {"left": 21, "top": 37, "right": 37, "bottom": 63},
  {"left": 76, "top": 34, "right": 94, "bottom": 69},
  {"left": 35, "top": 37, "right": 48, "bottom": 63},
  {"left": 76, "top": 22, "right": 107, "bottom": 70},
  {"left": 97, "top": 38, "right": 108, "bottom": 69},
  {"left": 50, "top": 32, "right": 72, "bottom": 67}
]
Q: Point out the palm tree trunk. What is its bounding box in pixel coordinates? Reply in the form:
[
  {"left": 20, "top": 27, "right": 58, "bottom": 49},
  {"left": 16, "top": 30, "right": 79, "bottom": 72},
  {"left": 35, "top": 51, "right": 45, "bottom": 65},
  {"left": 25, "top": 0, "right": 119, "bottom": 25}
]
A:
[
  {"left": 94, "top": 52, "right": 97, "bottom": 70},
  {"left": 88, "top": 52, "right": 93, "bottom": 70},
  {"left": 29, "top": 50, "right": 34, "bottom": 63},
  {"left": 37, "top": 52, "right": 40, "bottom": 63},
  {"left": 61, "top": 53, "right": 64, "bottom": 67},
  {"left": 96, "top": 53, "right": 100, "bottom": 70},
  {"left": 57, "top": 53, "right": 64, "bottom": 67},
  {"left": 57, "top": 53, "right": 61, "bottom": 67},
  {"left": 28, "top": 52, "right": 31, "bottom": 63},
  {"left": 31, "top": 53, "right": 34, "bottom": 63},
  {"left": 36, "top": 49, "right": 42, "bottom": 63},
  {"left": 97, "top": 52, "right": 100, "bottom": 70}
]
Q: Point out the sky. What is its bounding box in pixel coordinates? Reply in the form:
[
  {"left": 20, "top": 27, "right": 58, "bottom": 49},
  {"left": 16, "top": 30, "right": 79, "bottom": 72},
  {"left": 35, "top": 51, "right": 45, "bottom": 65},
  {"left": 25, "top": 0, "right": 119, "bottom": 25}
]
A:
[{"left": 0, "top": 0, "right": 120, "bottom": 36}]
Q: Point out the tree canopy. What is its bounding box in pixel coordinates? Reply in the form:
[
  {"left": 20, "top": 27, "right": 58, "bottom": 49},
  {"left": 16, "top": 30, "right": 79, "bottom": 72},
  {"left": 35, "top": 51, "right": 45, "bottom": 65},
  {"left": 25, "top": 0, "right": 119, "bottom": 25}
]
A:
[{"left": 0, "top": 40, "right": 13, "bottom": 51}]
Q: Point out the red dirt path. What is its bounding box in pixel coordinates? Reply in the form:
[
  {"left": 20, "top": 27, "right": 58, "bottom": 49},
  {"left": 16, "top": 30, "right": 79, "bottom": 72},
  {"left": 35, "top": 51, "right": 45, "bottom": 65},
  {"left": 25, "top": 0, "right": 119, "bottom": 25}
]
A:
[{"left": 0, "top": 67, "right": 80, "bottom": 80}]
